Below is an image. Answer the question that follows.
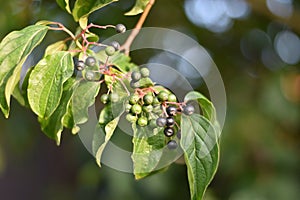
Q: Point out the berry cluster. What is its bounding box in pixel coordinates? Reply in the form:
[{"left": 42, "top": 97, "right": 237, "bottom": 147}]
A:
[{"left": 121, "top": 67, "right": 196, "bottom": 150}]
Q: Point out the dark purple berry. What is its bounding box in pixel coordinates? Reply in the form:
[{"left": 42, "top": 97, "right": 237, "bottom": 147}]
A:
[
  {"left": 166, "top": 106, "right": 177, "bottom": 116},
  {"left": 110, "top": 41, "right": 120, "bottom": 51},
  {"left": 76, "top": 60, "right": 85, "bottom": 71},
  {"left": 167, "top": 140, "right": 178, "bottom": 150},
  {"left": 85, "top": 56, "right": 96, "bottom": 67},
  {"left": 115, "top": 24, "right": 126, "bottom": 33},
  {"left": 183, "top": 104, "right": 195, "bottom": 115},
  {"left": 166, "top": 117, "right": 175, "bottom": 127},
  {"left": 164, "top": 127, "right": 174, "bottom": 137},
  {"left": 156, "top": 117, "right": 166, "bottom": 127}
]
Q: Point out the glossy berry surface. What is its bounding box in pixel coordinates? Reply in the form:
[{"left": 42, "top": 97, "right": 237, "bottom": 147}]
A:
[
  {"left": 129, "top": 94, "right": 140, "bottom": 105},
  {"left": 125, "top": 104, "right": 132, "bottom": 113},
  {"left": 166, "top": 117, "right": 175, "bottom": 127},
  {"left": 137, "top": 116, "right": 148, "bottom": 127},
  {"left": 84, "top": 70, "right": 95, "bottom": 81},
  {"left": 166, "top": 106, "right": 177, "bottom": 116},
  {"left": 168, "top": 94, "right": 177, "bottom": 102},
  {"left": 140, "top": 67, "right": 150, "bottom": 77},
  {"left": 115, "top": 24, "right": 126, "bottom": 33},
  {"left": 85, "top": 56, "right": 96, "bottom": 67},
  {"left": 157, "top": 91, "right": 169, "bottom": 102},
  {"left": 143, "top": 94, "right": 153, "bottom": 105},
  {"left": 131, "top": 71, "right": 142, "bottom": 82},
  {"left": 100, "top": 94, "right": 109, "bottom": 104},
  {"left": 183, "top": 104, "right": 195, "bottom": 115},
  {"left": 105, "top": 46, "right": 115, "bottom": 56},
  {"left": 156, "top": 117, "right": 166, "bottom": 127},
  {"left": 164, "top": 127, "right": 174, "bottom": 137},
  {"left": 131, "top": 104, "right": 142, "bottom": 114},
  {"left": 110, "top": 41, "right": 120, "bottom": 51},
  {"left": 167, "top": 140, "right": 178, "bottom": 150},
  {"left": 76, "top": 60, "right": 85, "bottom": 71}
]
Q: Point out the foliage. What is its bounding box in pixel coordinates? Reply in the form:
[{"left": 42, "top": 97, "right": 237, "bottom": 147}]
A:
[{"left": 0, "top": 1, "right": 221, "bottom": 199}]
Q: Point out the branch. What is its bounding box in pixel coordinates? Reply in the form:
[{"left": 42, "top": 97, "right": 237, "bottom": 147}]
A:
[{"left": 121, "top": 0, "right": 155, "bottom": 55}]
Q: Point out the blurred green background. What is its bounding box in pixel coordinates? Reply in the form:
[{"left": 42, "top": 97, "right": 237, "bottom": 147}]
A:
[{"left": 0, "top": 0, "right": 299, "bottom": 199}]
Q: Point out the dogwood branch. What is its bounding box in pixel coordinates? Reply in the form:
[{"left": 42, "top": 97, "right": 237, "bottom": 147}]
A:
[{"left": 121, "top": 0, "right": 155, "bottom": 55}]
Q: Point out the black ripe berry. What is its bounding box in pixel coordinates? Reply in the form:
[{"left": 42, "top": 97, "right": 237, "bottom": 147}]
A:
[
  {"left": 140, "top": 67, "right": 150, "bottom": 77},
  {"left": 85, "top": 56, "right": 96, "bottom": 67},
  {"left": 76, "top": 60, "right": 85, "bottom": 71},
  {"left": 166, "top": 106, "right": 177, "bottom": 116},
  {"left": 156, "top": 117, "right": 166, "bottom": 127},
  {"left": 164, "top": 127, "right": 174, "bottom": 137},
  {"left": 131, "top": 71, "right": 142, "bottom": 82},
  {"left": 110, "top": 41, "right": 120, "bottom": 51},
  {"left": 183, "top": 104, "right": 195, "bottom": 116},
  {"left": 167, "top": 140, "right": 178, "bottom": 150},
  {"left": 166, "top": 117, "right": 175, "bottom": 127},
  {"left": 115, "top": 24, "right": 126, "bottom": 33}
]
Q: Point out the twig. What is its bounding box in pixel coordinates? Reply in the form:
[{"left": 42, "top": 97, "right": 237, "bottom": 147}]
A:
[{"left": 120, "top": 0, "right": 155, "bottom": 55}]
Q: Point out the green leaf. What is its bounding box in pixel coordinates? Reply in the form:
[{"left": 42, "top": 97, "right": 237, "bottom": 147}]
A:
[
  {"left": 125, "top": 0, "right": 150, "bottom": 16},
  {"left": 45, "top": 41, "right": 67, "bottom": 56},
  {"left": 132, "top": 124, "right": 166, "bottom": 179},
  {"left": 180, "top": 113, "right": 220, "bottom": 200},
  {"left": 56, "top": 0, "right": 72, "bottom": 14},
  {"left": 94, "top": 106, "right": 120, "bottom": 167},
  {"left": 72, "top": 0, "right": 118, "bottom": 22},
  {"left": 93, "top": 79, "right": 129, "bottom": 166},
  {"left": 71, "top": 80, "right": 101, "bottom": 125},
  {"left": 39, "top": 78, "right": 77, "bottom": 145},
  {"left": 28, "top": 51, "right": 74, "bottom": 118},
  {"left": 0, "top": 25, "right": 48, "bottom": 118}
]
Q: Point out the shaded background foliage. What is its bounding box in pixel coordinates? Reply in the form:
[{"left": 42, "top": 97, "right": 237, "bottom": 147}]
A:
[{"left": 0, "top": 0, "right": 299, "bottom": 199}]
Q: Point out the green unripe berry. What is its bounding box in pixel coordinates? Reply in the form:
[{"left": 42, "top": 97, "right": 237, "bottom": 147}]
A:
[
  {"left": 126, "top": 113, "right": 138, "bottom": 123},
  {"left": 131, "top": 71, "right": 142, "bottom": 82},
  {"left": 125, "top": 103, "right": 132, "bottom": 113},
  {"left": 129, "top": 94, "right": 140, "bottom": 105},
  {"left": 140, "top": 67, "right": 150, "bottom": 77},
  {"left": 168, "top": 94, "right": 177, "bottom": 102},
  {"left": 142, "top": 105, "right": 153, "bottom": 113},
  {"left": 110, "top": 93, "right": 119, "bottom": 103},
  {"left": 84, "top": 70, "right": 96, "bottom": 81},
  {"left": 130, "top": 80, "right": 140, "bottom": 89},
  {"left": 100, "top": 94, "right": 109, "bottom": 104},
  {"left": 131, "top": 104, "right": 142, "bottom": 114},
  {"left": 157, "top": 91, "right": 169, "bottom": 102},
  {"left": 153, "top": 105, "right": 162, "bottom": 114},
  {"left": 105, "top": 46, "right": 115, "bottom": 56},
  {"left": 149, "top": 119, "right": 157, "bottom": 128},
  {"left": 152, "top": 97, "right": 160, "bottom": 105},
  {"left": 143, "top": 94, "right": 154, "bottom": 105},
  {"left": 137, "top": 116, "right": 148, "bottom": 127}
]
